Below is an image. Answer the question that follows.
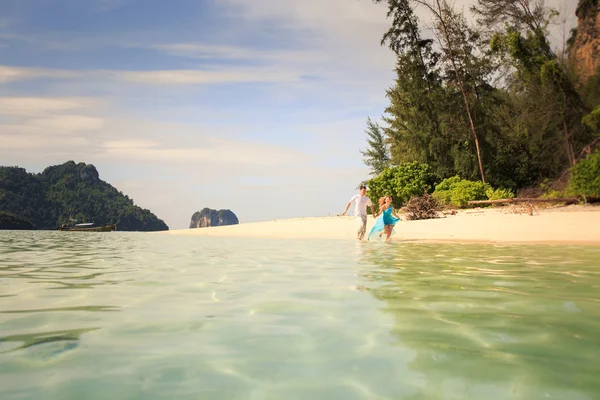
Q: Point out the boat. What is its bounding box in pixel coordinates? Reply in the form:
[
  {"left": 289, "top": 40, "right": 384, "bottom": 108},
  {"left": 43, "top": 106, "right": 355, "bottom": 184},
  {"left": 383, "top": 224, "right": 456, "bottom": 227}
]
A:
[{"left": 59, "top": 222, "right": 118, "bottom": 232}]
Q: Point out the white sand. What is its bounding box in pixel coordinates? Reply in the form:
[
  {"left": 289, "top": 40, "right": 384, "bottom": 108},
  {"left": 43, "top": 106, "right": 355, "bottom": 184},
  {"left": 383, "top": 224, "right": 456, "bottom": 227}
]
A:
[{"left": 164, "top": 205, "right": 600, "bottom": 245}]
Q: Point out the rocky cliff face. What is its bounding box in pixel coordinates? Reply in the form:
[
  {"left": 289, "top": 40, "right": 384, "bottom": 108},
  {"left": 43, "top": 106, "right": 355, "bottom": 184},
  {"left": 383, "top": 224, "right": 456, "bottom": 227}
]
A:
[
  {"left": 189, "top": 208, "right": 239, "bottom": 228},
  {"left": 569, "top": 0, "right": 600, "bottom": 83}
]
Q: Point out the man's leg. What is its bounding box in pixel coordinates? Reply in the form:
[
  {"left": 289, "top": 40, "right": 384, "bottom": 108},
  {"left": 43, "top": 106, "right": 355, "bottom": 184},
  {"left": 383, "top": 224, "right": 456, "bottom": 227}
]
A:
[{"left": 357, "top": 214, "right": 367, "bottom": 240}]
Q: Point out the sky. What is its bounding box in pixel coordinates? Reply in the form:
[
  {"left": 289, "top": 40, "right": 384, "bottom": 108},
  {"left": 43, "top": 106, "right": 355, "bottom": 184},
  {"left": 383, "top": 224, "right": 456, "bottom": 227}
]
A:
[{"left": 0, "top": 0, "right": 577, "bottom": 229}]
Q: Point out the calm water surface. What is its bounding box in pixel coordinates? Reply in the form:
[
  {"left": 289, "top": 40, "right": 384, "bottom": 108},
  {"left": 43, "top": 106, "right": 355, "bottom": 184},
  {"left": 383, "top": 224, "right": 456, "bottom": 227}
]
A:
[{"left": 1, "top": 231, "right": 599, "bottom": 399}]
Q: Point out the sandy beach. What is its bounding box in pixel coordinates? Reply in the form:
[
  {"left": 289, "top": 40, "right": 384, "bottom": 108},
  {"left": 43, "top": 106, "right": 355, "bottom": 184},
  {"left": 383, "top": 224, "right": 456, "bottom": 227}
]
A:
[{"left": 163, "top": 205, "right": 600, "bottom": 245}]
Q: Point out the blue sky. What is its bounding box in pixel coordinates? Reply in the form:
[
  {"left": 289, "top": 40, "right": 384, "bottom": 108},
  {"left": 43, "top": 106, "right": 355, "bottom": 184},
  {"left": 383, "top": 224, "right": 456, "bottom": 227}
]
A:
[{"left": 0, "top": 0, "right": 576, "bottom": 229}]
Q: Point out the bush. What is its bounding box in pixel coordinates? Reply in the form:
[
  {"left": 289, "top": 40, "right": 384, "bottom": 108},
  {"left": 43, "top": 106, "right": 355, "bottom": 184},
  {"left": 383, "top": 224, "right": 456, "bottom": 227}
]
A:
[
  {"left": 368, "top": 162, "right": 440, "bottom": 209},
  {"left": 403, "top": 193, "right": 440, "bottom": 220},
  {"left": 568, "top": 151, "right": 600, "bottom": 197},
  {"left": 434, "top": 175, "right": 462, "bottom": 192},
  {"left": 486, "top": 187, "right": 515, "bottom": 201},
  {"left": 539, "top": 179, "right": 569, "bottom": 199},
  {"left": 433, "top": 176, "right": 488, "bottom": 207},
  {"left": 582, "top": 106, "right": 600, "bottom": 132}
]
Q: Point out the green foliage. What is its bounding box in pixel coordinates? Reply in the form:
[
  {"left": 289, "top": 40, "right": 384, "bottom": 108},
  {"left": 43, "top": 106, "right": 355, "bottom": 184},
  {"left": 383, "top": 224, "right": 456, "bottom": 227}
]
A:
[
  {"left": 360, "top": 118, "right": 391, "bottom": 176},
  {"left": 582, "top": 106, "right": 600, "bottom": 132},
  {"left": 370, "top": 0, "right": 595, "bottom": 194},
  {"left": 433, "top": 175, "right": 515, "bottom": 207},
  {"left": 538, "top": 179, "right": 569, "bottom": 198},
  {"left": 479, "top": 4, "right": 590, "bottom": 171},
  {"left": 373, "top": 0, "right": 455, "bottom": 179},
  {"left": 580, "top": 67, "right": 600, "bottom": 108},
  {"left": 378, "top": 0, "right": 499, "bottom": 184},
  {"left": 0, "top": 161, "right": 169, "bottom": 231},
  {"left": 540, "top": 189, "right": 569, "bottom": 199},
  {"left": 568, "top": 151, "right": 600, "bottom": 197},
  {"left": 485, "top": 187, "right": 515, "bottom": 200},
  {"left": 367, "top": 162, "right": 440, "bottom": 209},
  {"left": 566, "top": 27, "right": 577, "bottom": 49},
  {"left": 0, "top": 211, "right": 34, "bottom": 230},
  {"left": 433, "top": 176, "right": 488, "bottom": 207},
  {"left": 540, "top": 60, "right": 563, "bottom": 85},
  {"left": 433, "top": 175, "right": 462, "bottom": 192}
]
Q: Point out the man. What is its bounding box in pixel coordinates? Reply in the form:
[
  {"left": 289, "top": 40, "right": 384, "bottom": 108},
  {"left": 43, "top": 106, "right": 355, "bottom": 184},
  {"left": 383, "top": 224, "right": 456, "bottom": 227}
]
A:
[{"left": 342, "top": 185, "right": 374, "bottom": 240}]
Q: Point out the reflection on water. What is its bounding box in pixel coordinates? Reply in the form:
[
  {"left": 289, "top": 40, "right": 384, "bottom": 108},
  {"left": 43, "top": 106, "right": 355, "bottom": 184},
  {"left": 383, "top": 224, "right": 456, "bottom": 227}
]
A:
[
  {"left": 1, "top": 328, "right": 100, "bottom": 354},
  {"left": 356, "top": 243, "right": 600, "bottom": 399},
  {"left": 1, "top": 231, "right": 599, "bottom": 399}
]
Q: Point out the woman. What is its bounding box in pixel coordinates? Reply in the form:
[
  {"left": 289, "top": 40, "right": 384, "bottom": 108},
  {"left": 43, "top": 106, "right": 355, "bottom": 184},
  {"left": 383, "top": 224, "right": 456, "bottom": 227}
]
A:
[{"left": 368, "top": 196, "right": 401, "bottom": 241}]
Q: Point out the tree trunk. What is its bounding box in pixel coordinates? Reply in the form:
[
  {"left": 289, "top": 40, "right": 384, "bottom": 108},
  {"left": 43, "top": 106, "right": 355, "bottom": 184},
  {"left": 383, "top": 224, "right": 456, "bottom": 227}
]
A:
[
  {"left": 562, "top": 91, "right": 576, "bottom": 166},
  {"left": 462, "top": 88, "right": 486, "bottom": 183}
]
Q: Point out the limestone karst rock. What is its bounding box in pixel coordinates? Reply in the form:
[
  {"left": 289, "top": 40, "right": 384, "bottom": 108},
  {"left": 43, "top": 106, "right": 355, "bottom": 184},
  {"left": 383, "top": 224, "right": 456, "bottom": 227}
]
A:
[
  {"left": 569, "top": 1, "right": 600, "bottom": 83},
  {"left": 189, "top": 208, "right": 239, "bottom": 228}
]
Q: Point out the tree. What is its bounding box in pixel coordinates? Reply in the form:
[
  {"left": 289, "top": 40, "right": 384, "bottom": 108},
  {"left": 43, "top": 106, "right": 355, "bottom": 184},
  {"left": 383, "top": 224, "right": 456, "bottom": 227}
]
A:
[
  {"left": 360, "top": 118, "right": 391, "bottom": 176},
  {"left": 371, "top": 0, "right": 596, "bottom": 191},
  {"left": 473, "top": 0, "right": 592, "bottom": 170},
  {"left": 415, "top": 0, "right": 489, "bottom": 183},
  {"left": 375, "top": 0, "right": 493, "bottom": 184},
  {"left": 373, "top": 0, "right": 449, "bottom": 174}
]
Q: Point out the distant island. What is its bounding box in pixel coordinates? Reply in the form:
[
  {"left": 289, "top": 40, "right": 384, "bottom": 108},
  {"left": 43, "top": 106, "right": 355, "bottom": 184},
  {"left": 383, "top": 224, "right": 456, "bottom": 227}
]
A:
[
  {"left": 190, "top": 208, "right": 239, "bottom": 228},
  {"left": 0, "top": 161, "right": 169, "bottom": 231}
]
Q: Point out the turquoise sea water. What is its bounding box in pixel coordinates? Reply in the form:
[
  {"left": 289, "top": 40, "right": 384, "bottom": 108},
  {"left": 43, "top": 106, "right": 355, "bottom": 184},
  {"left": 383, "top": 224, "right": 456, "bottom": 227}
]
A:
[{"left": 1, "top": 231, "right": 599, "bottom": 400}]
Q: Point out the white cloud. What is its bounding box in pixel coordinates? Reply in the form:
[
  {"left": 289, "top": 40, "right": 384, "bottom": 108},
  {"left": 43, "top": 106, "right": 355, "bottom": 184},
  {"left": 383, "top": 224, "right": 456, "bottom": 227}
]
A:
[
  {"left": 99, "top": 137, "right": 309, "bottom": 166},
  {"left": 0, "top": 133, "right": 91, "bottom": 149},
  {"left": 0, "top": 65, "right": 77, "bottom": 83},
  {"left": 0, "top": 32, "right": 83, "bottom": 51},
  {"left": 219, "top": 0, "right": 389, "bottom": 31},
  {"left": 0, "top": 95, "right": 310, "bottom": 168},
  {"left": 149, "top": 43, "right": 329, "bottom": 64},
  {"left": 103, "top": 139, "right": 160, "bottom": 149},
  {"left": 0, "top": 96, "right": 102, "bottom": 116},
  {"left": 217, "top": 0, "right": 392, "bottom": 54},
  {"left": 118, "top": 67, "right": 301, "bottom": 85},
  {"left": 0, "top": 65, "right": 304, "bottom": 86},
  {"left": 31, "top": 115, "right": 105, "bottom": 132},
  {"left": 0, "top": 97, "right": 106, "bottom": 143}
]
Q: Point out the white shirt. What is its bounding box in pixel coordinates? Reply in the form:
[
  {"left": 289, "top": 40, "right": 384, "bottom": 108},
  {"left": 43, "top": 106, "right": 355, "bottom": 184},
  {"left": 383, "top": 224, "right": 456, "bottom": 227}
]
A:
[{"left": 349, "top": 194, "right": 372, "bottom": 216}]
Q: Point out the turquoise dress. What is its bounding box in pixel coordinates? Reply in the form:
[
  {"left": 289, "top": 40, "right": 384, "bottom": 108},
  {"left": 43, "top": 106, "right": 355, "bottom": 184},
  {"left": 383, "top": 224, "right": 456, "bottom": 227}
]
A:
[{"left": 368, "top": 206, "right": 401, "bottom": 241}]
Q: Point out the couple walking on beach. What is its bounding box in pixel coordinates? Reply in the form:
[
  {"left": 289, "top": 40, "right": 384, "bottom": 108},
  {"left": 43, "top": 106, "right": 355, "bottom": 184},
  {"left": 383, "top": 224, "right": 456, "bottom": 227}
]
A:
[{"left": 342, "top": 185, "right": 401, "bottom": 241}]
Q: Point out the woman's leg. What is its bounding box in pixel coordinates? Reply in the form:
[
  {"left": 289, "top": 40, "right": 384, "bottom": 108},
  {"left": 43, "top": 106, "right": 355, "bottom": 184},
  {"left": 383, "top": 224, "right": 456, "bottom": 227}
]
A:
[{"left": 384, "top": 225, "right": 392, "bottom": 240}]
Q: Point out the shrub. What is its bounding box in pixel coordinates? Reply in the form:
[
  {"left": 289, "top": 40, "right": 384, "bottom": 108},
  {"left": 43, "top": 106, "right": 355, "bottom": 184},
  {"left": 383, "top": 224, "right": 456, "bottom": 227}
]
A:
[
  {"left": 582, "top": 106, "right": 600, "bottom": 132},
  {"left": 403, "top": 193, "right": 440, "bottom": 220},
  {"left": 433, "top": 176, "right": 488, "bottom": 208},
  {"left": 368, "top": 162, "right": 440, "bottom": 209},
  {"left": 486, "top": 187, "right": 515, "bottom": 201},
  {"left": 434, "top": 175, "right": 462, "bottom": 192},
  {"left": 568, "top": 151, "right": 600, "bottom": 197},
  {"left": 539, "top": 178, "right": 569, "bottom": 199},
  {"left": 432, "top": 176, "right": 461, "bottom": 205}
]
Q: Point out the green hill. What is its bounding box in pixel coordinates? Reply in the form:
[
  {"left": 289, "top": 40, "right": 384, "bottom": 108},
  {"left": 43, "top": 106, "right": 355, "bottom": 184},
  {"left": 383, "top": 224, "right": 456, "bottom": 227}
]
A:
[{"left": 0, "top": 161, "right": 168, "bottom": 231}]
